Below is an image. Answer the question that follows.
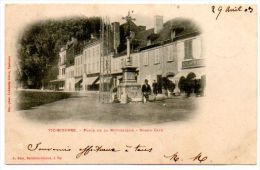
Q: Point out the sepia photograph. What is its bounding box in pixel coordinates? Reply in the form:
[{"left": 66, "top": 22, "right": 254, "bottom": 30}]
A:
[
  {"left": 14, "top": 9, "right": 205, "bottom": 124},
  {"left": 4, "top": 3, "right": 257, "bottom": 165}
]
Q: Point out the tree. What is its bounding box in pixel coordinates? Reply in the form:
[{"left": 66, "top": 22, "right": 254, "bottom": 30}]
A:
[{"left": 17, "top": 17, "right": 101, "bottom": 89}]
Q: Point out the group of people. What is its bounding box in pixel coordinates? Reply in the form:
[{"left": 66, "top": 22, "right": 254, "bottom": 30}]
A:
[
  {"left": 142, "top": 78, "right": 175, "bottom": 103},
  {"left": 114, "top": 77, "right": 204, "bottom": 103}
]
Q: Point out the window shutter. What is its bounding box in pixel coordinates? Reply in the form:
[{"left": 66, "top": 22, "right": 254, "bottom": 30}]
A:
[{"left": 184, "top": 40, "right": 193, "bottom": 59}]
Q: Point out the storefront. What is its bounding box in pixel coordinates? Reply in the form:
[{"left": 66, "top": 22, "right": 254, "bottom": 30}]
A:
[
  {"left": 49, "top": 79, "right": 65, "bottom": 91},
  {"left": 171, "top": 58, "right": 206, "bottom": 95}
]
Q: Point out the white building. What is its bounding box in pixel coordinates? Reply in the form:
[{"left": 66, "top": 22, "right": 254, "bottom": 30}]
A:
[
  {"left": 82, "top": 41, "right": 101, "bottom": 91},
  {"left": 65, "top": 65, "right": 75, "bottom": 91},
  {"left": 52, "top": 16, "right": 205, "bottom": 95}
]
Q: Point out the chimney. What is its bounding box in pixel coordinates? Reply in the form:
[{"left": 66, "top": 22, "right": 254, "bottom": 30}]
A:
[
  {"left": 154, "top": 15, "right": 163, "bottom": 34},
  {"left": 111, "top": 22, "right": 120, "bottom": 54}
]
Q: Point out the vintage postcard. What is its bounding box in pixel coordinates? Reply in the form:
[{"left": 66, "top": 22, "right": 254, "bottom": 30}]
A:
[{"left": 5, "top": 4, "right": 257, "bottom": 164}]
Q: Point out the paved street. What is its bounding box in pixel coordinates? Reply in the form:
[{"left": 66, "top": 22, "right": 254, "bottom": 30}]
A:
[{"left": 18, "top": 94, "right": 201, "bottom": 124}]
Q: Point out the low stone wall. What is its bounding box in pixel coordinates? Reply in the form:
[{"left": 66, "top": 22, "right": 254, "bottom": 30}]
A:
[{"left": 15, "top": 90, "right": 72, "bottom": 110}]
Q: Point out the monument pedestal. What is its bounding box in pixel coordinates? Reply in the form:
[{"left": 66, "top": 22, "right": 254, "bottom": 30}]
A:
[
  {"left": 118, "top": 66, "right": 142, "bottom": 103},
  {"left": 117, "top": 27, "right": 142, "bottom": 103}
]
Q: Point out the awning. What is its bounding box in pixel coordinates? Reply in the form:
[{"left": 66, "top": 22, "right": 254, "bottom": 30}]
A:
[
  {"left": 49, "top": 79, "right": 65, "bottom": 83},
  {"left": 95, "top": 79, "right": 100, "bottom": 84},
  {"left": 75, "top": 78, "right": 83, "bottom": 85},
  {"left": 92, "top": 76, "right": 99, "bottom": 85},
  {"left": 116, "top": 75, "right": 123, "bottom": 80},
  {"left": 169, "top": 68, "right": 206, "bottom": 83},
  {"left": 85, "top": 76, "right": 99, "bottom": 85}
]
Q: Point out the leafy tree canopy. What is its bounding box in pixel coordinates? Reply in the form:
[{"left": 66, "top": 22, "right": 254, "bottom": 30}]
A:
[{"left": 17, "top": 16, "right": 101, "bottom": 89}]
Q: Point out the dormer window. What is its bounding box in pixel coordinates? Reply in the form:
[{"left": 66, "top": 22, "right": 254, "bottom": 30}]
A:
[
  {"left": 147, "top": 33, "right": 159, "bottom": 46},
  {"left": 171, "top": 30, "right": 176, "bottom": 40},
  {"left": 147, "top": 40, "right": 152, "bottom": 46},
  {"left": 171, "top": 26, "right": 185, "bottom": 40}
]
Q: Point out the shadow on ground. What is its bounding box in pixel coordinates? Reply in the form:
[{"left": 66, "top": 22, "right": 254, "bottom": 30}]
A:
[{"left": 19, "top": 95, "right": 200, "bottom": 124}]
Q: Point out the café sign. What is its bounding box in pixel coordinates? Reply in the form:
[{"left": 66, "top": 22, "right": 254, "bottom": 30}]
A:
[{"left": 182, "top": 59, "right": 205, "bottom": 69}]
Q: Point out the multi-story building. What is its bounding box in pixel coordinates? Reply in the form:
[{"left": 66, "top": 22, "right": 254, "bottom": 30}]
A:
[
  {"left": 82, "top": 40, "right": 101, "bottom": 91},
  {"left": 52, "top": 16, "right": 205, "bottom": 94},
  {"left": 50, "top": 38, "right": 78, "bottom": 91},
  {"left": 65, "top": 65, "right": 75, "bottom": 91},
  {"left": 57, "top": 47, "right": 66, "bottom": 90},
  {"left": 136, "top": 33, "right": 204, "bottom": 93},
  {"left": 74, "top": 53, "right": 83, "bottom": 91}
]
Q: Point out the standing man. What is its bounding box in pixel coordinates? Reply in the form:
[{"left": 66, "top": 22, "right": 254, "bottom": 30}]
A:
[
  {"left": 142, "top": 79, "right": 151, "bottom": 103},
  {"left": 152, "top": 80, "right": 158, "bottom": 96}
]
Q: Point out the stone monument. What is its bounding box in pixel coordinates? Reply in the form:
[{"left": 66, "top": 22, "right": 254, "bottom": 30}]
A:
[{"left": 118, "top": 11, "right": 142, "bottom": 103}]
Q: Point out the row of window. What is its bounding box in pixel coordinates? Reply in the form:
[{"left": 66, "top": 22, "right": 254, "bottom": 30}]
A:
[
  {"left": 142, "top": 43, "right": 177, "bottom": 66},
  {"left": 111, "top": 54, "right": 141, "bottom": 73},
  {"left": 74, "top": 45, "right": 100, "bottom": 67},
  {"left": 75, "top": 56, "right": 82, "bottom": 66},
  {"left": 110, "top": 44, "right": 177, "bottom": 72},
  {"left": 74, "top": 49, "right": 100, "bottom": 75},
  {"left": 61, "top": 37, "right": 202, "bottom": 77},
  {"left": 73, "top": 39, "right": 199, "bottom": 70},
  {"left": 60, "top": 68, "right": 65, "bottom": 75},
  {"left": 141, "top": 38, "right": 201, "bottom": 66},
  {"left": 66, "top": 70, "right": 74, "bottom": 78},
  {"left": 86, "top": 62, "right": 100, "bottom": 74},
  {"left": 75, "top": 66, "right": 83, "bottom": 77},
  {"left": 74, "top": 62, "right": 100, "bottom": 76},
  {"left": 82, "top": 45, "right": 100, "bottom": 64}
]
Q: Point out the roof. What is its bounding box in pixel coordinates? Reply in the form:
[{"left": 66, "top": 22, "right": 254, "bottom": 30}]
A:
[
  {"left": 83, "top": 39, "right": 101, "bottom": 50},
  {"left": 136, "top": 17, "right": 201, "bottom": 50},
  {"left": 135, "top": 28, "right": 154, "bottom": 48},
  {"left": 62, "top": 17, "right": 201, "bottom": 58},
  {"left": 157, "top": 17, "right": 201, "bottom": 41},
  {"left": 115, "top": 17, "right": 201, "bottom": 55},
  {"left": 120, "top": 20, "right": 140, "bottom": 33}
]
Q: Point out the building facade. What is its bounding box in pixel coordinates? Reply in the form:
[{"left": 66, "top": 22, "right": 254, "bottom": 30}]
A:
[
  {"left": 65, "top": 65, "right": 75, "bottom": 91},
  {"left": 52, "top": 16, "right": 205, "bottom": 95},
  {"left": 82, "top": 41, "right": 101, "bottom": 91}
]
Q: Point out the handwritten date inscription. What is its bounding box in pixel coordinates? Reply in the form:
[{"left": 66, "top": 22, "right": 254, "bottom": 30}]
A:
[{"left": 212, "top": 5, "right": 254, "bottom": 20}]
